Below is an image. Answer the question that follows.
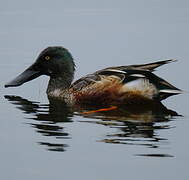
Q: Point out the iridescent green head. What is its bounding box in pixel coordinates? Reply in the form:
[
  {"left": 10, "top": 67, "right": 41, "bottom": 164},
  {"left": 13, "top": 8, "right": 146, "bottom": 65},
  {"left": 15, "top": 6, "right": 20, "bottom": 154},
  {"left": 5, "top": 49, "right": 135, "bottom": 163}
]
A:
[{"left": 5, "top": 46, "right": 75, "bottom": 88}]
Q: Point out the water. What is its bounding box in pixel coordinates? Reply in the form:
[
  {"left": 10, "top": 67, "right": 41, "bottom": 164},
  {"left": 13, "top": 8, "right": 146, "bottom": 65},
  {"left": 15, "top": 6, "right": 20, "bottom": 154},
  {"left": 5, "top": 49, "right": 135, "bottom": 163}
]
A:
[{"left": 0, "top": 1, "right": 189, "bottom": 179}]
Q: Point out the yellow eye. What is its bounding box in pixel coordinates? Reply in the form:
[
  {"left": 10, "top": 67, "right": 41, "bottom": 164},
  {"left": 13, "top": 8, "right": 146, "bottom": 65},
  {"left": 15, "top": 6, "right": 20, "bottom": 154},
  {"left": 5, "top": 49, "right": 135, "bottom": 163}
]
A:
[{"left": 45, "top": 56, "right": 50, "bottom": 60}]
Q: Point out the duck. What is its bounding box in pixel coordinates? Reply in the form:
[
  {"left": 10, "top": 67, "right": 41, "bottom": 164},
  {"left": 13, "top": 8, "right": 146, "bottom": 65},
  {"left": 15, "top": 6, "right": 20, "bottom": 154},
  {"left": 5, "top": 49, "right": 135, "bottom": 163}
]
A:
[{"left": 5, "top": 46, "right": 182, "bottom": 106}]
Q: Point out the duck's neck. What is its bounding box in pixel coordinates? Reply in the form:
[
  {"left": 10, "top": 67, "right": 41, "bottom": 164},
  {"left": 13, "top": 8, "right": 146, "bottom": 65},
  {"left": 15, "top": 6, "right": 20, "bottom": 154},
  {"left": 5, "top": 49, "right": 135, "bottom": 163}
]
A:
[{"left": 47, "top": 72, "right": 74, "bottom": 97}]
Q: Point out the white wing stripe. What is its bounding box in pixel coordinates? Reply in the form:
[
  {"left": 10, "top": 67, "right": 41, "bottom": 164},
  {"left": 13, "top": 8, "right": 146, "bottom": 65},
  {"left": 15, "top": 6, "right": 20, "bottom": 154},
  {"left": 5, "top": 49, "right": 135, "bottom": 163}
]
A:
[
  {"left": 159, "top": 89, "right": 182, "bottom": 94},
  {"left": 130, "top": 74, "right": 145, "bottom": 78},
  {"left": 105, "top": 69, "right": 126, "bottom": 74}
]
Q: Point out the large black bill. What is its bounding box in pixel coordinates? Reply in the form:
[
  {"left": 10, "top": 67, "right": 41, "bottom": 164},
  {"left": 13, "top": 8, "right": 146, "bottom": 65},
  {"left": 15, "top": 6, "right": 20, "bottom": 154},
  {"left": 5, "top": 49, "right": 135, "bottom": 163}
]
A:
[{"left": 5, "top": 65, "right": 42, "bottom": 88}]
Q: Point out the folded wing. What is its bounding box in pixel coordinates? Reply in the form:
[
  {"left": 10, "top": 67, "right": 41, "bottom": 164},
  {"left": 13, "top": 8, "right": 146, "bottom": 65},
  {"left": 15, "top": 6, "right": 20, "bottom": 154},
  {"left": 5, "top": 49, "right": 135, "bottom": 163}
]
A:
[{"left": 70, "top": 60, "right": 182, "bottom": 104}]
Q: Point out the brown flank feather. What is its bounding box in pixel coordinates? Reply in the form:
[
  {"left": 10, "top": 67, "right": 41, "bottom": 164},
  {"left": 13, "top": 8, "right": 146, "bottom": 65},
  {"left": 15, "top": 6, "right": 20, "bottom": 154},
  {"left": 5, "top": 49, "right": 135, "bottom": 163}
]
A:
[{"left": 70, "top": 75, "right": 153, "bottom": 105}]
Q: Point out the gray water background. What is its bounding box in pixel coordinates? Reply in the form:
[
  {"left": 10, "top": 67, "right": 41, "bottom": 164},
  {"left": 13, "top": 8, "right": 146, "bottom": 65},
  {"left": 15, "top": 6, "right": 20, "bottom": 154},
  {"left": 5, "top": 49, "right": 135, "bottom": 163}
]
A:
[{"left": 0, "top": 0, "right": 189, "bottom": 179}]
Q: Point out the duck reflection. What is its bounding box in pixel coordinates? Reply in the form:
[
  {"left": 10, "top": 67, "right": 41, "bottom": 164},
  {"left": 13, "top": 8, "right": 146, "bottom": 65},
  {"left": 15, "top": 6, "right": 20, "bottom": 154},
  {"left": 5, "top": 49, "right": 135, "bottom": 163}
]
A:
[
  {"left": 78, "top": 102, "right": 180, "bottom": 157},
  {"left": 4, "top": 95, "right": 180, "bottom": 156},
  {"left": 5, "top": 95, "right": 73, "bottom": 152}
]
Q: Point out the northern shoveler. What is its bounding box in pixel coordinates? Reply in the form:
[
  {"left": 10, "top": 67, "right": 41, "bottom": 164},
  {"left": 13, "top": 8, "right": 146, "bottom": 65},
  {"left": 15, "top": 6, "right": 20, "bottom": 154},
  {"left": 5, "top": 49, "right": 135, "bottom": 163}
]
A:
[{"left": 5, "top": 46, "right": 182, "bottom": 106}]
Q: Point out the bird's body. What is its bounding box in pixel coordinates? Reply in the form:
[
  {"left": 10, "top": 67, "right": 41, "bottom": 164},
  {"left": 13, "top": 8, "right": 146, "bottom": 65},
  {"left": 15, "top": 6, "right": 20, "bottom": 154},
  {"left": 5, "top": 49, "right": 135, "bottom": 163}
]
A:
[{"left": 5, "top": 47, "right": 182, "bottom": 106}]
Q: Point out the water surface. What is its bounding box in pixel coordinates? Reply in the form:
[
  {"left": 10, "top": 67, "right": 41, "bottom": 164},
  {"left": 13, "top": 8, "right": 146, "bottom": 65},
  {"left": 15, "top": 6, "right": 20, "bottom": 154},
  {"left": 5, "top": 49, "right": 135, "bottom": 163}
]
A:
[{"left": 0, "top": 1, "right": 189, "bottom": 180}]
